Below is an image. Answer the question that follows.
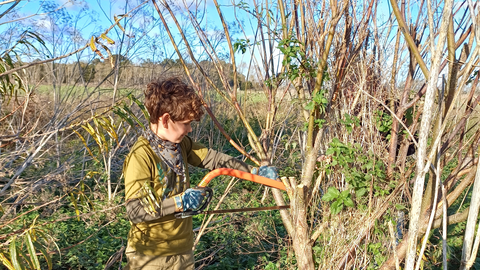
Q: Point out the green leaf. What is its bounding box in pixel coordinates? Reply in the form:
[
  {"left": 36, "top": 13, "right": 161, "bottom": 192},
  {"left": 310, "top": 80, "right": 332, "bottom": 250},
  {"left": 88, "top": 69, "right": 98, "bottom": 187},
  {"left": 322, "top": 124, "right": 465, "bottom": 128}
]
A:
[
  {"left": 395, "top": 204, "right": 406, "bottom": 210},
  {"left": 322, "top": 187, "right": 340, "bottom": 202},
  {"left": 305, "top": 101, "right": 314, "bottom": 110},
  {"left": 33, "top": 243, "right": 51, "bottom": 270},
  {"left": 122, "top": 104, "right": 146, "bottom": 129},
  {"left": 9, "top": 237, "right": 24, "bottom": 270},
  {"left": 314, "top": 119, "right": 325, "bottom": 128},
  {"left": 343, "top": 197, "right": 354, "bottom": 207},
  {"left": 16, "top": 249, "right": 30, "bottom": 270},
  {"left": 25, "top": 232, "right": 40, "bottom": 269},
  {"left": 340, "top": 190, "right": 350, "bottom": 199},
  {"left": 365, "top": 160, "right": 373, "bottom": 169},
  {"left": 356, "top": 187, "right": 367, "bottom": 197},
  {"left": 325, "top": 148, "right": 335, "bottom": 156},
  {"left": 331, "top": 200, "right": 344, "bottom": 215},
  {"left": 113, "top": 107, "right": 136, "bottom": 129},
  {"left": 291, "top": 142, "right": 297, "bottom": 149}
]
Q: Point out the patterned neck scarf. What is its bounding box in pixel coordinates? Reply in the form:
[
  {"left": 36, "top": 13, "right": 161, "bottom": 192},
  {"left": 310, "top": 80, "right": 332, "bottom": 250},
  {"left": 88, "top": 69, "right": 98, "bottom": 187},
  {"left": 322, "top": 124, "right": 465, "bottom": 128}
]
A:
[{"left": 143, "top": 128, "right": 185, "bottom": 177}]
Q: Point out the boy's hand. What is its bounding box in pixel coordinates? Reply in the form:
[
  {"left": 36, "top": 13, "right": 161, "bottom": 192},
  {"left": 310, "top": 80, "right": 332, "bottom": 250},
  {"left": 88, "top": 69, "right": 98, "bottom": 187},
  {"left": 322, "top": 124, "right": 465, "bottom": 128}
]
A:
[
  {"left": 173, "top": 188, "right": 207, "bottom": 212},
  {"left": 252, "top": 166, "right": 278, "bottom": 180}
]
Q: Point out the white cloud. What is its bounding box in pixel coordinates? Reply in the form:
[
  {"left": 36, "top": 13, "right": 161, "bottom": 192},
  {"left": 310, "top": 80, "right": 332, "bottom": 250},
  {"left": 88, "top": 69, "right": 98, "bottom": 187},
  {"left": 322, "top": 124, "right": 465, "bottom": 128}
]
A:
[
  {"left": 36, "top": 18, "right": 52, "bottom": 29},
  {"left": 56, "top": 0, "right": 77, "bottom": 10}
]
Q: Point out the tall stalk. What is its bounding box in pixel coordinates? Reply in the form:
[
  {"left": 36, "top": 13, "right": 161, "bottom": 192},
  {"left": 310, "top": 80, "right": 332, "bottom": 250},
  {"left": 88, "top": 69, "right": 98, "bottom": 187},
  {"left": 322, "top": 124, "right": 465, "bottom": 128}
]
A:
[{"left": 404, "top": 0, "right": 454, "bottom": 267}]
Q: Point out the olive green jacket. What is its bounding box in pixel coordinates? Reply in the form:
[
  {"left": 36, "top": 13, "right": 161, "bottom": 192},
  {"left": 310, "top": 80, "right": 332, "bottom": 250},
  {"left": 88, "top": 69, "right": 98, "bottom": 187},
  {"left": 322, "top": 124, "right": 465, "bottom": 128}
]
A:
[{"left": 123, "top": 135, "right": 251, "bottom": 256}]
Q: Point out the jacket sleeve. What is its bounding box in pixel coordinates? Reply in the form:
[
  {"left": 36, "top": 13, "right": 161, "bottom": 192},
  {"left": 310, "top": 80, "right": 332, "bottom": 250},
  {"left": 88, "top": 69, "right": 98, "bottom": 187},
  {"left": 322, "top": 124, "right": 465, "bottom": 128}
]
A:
[
  {"left": 181, "top": 136, "right": 254, "bottom": 172},
  {"left": 197, "top": 148, "right": 254, "bottom": 173},
  {"left": 125, "top": 197, "right": 176, "bottom": 224},
  {"left": 123, "top": 141, "right": 178, "bottom": 224}
]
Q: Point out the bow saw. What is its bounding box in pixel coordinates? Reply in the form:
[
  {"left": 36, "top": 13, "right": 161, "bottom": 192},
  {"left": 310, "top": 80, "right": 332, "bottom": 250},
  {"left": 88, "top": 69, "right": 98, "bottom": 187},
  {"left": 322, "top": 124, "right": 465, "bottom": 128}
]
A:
[{"left": 175, "top": 168, "right": 289, "bottom": 219}]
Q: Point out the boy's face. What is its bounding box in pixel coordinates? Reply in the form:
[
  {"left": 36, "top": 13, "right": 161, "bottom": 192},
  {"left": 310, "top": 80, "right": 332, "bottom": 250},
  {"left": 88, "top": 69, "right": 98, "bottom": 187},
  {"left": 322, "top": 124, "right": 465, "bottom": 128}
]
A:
[{"left": 163, "top": 118, "right": 193, "bottom": 143}]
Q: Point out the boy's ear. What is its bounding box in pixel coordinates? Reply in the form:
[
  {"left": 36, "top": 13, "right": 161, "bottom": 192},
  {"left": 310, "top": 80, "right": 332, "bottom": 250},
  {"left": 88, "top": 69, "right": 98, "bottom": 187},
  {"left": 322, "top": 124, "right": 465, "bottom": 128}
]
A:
[{"left": 160, "top": 113, "right": 170, "bottom": 128}]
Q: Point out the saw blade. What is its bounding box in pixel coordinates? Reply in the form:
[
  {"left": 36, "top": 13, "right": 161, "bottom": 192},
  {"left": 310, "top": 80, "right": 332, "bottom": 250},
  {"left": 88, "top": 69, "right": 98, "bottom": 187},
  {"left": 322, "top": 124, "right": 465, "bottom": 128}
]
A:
[{"left": 202, "top": 205, "right": 290, "bottom": 215}]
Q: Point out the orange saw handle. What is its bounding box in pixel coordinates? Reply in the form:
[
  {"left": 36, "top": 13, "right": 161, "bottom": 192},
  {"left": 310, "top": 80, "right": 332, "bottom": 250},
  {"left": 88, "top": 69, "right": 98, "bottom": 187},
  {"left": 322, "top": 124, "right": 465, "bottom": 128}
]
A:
[
  {"left": 198, "top": 168, "right": 286, "bottom": 191},
  {"left": 175, "top": 168, "right": 285, "bottom": 219}
]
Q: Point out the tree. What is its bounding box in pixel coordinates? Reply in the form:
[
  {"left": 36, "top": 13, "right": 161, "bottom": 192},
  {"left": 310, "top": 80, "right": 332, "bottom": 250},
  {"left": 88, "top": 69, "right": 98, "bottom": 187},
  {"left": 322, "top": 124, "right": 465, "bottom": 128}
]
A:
[{"left": 80, "top": 61, "right": 96, "bottom": 82}]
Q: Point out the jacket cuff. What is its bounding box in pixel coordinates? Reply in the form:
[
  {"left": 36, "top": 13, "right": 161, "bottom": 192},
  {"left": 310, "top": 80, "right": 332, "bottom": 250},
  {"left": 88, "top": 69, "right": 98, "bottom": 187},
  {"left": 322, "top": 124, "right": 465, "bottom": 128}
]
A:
[
  {"left": 172, "top": 194, "right": 184, "bottom": 212},
  {"left": 162, "top": 197, "right": 177, "bottom": 215}
]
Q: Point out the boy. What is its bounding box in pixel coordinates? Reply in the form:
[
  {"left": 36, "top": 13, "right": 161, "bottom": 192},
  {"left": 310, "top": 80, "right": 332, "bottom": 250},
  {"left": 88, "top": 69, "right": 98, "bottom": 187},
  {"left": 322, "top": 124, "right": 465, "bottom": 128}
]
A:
[{"left": 123, "top": 77, "right": 277, "bottom": 269}]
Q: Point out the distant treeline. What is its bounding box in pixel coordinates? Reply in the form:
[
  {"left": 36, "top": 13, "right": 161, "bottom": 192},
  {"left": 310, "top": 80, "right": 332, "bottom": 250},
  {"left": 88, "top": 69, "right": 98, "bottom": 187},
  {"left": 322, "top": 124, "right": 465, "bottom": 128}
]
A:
[{"left": 23, "top": 55, "right": 258, "bottom": 90}]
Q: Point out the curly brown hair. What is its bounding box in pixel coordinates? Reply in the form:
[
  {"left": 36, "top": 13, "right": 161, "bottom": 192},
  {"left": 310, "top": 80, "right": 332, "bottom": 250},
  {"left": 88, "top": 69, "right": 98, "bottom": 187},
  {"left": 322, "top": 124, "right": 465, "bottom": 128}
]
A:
[{"left": 144, "top": 77, "right": 204, "bottom": 124}]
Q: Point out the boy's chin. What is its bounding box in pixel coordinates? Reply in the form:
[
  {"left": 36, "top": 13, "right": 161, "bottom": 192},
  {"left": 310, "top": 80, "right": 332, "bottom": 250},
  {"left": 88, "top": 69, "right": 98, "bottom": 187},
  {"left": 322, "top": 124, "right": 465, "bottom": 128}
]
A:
[{"left": 171, "top": 137, "right": 184, "bottom": 143}]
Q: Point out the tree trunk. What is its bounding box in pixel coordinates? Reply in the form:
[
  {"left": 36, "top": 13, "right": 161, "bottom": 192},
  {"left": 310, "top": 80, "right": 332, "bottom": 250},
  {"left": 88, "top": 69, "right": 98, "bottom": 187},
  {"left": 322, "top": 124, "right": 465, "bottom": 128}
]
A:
[
  {"left": 291, "top": 184, "right": 314, "bottom": 270},
  {"left": 460, "top": 159, "right": 480, "bottom": 269}
]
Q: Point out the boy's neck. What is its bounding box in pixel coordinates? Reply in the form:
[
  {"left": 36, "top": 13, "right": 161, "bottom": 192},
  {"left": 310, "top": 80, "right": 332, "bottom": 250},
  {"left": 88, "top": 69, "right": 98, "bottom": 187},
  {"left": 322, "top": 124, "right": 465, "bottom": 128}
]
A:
[{"left": 150, "top": 124, "right": 168, "bottom": 141}]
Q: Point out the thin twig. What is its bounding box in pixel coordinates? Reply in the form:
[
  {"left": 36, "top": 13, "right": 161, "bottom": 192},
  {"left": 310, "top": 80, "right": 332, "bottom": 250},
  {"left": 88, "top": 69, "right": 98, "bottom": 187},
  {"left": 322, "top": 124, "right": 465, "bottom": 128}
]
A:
[{"left": 360, "top": 90, "right": 418, "bottom": 148}]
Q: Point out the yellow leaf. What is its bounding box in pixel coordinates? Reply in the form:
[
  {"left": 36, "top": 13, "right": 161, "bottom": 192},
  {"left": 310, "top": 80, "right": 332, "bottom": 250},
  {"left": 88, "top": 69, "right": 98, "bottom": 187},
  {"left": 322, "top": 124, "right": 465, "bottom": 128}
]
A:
[
  {"left": 82, "top": 123, "right": 101, "bottom": 148},
  {"left": 69, "top": 193, "right": 81, "bottom": 221},
  {"left": 139, "top": 196, "right": 154, "bottom": 215},
  {"left": 114, "top": 16, "right": 126, "bottom": 33},
  {"left": 92, "top": 118, "right": 108, "bottom": 152},
  {"left": 89, "top": 36, "right": 97, "bottom": 52},
  {"left": 73, "top": 130, "right": 98, "bottom": 162},
  {"left": 100, "top": 116, "right": 119, "bottom": 143},
  {"left": 0, "top": 252, "right": 15, "bottom": 270},
  {"left": 100, "top": 33, "right": 115, "bottom": 45}
]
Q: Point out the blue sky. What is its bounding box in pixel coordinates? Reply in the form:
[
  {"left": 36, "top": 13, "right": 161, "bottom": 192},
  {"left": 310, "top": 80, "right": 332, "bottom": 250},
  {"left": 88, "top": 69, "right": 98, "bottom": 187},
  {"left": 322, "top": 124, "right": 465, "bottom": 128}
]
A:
[
  {"left": 0, "top": 0, "right": 254, "bottom": 62},
  {"left": 1, "top": 0, "right": 464, "bottom": 81},
  {"left": 0, "top": 0, "right": 401, "bottom": 82}
]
